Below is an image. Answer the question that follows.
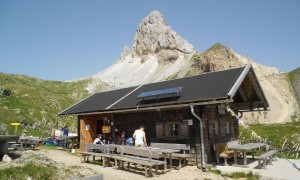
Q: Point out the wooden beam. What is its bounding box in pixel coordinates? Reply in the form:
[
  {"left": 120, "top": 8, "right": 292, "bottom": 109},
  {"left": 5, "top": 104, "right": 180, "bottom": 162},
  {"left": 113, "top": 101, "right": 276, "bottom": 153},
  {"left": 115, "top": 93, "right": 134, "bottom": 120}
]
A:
[
  {"left": 232, "top": 101, "right": 265, "bottom": 110},
  {"left": 238, "top": 87, "right": 248, "bottom": 102}
]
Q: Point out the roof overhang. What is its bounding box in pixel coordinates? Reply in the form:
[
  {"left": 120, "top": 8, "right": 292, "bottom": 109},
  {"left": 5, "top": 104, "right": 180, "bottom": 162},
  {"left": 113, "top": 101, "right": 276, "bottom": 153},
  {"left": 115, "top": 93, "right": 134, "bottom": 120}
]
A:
[
  {"left": 227, "top": 64, "right": 269, "bottom": 112},
  {"left": 62, "top": 99, "right": 234, "bottom": 116},
  {"left": 59, "top": 64, "right": 270, "bottom": 116}
]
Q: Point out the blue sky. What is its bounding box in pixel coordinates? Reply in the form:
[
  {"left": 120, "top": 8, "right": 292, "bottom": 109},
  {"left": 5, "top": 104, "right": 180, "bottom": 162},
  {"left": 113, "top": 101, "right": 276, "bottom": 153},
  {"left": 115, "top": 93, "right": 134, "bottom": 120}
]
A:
[{"left": 0, "top": 1, "right": 299, "bottom": 81}]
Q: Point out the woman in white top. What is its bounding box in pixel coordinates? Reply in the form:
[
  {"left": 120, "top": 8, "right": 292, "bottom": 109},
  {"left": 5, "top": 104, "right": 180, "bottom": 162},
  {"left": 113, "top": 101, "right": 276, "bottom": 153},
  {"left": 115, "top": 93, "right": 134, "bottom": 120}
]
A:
[
  {"left": 133, "top": 125, "right": 147, "bottom": 147},
  {"left": 93, "top": 134, "right": 104, "bottom": 145}
]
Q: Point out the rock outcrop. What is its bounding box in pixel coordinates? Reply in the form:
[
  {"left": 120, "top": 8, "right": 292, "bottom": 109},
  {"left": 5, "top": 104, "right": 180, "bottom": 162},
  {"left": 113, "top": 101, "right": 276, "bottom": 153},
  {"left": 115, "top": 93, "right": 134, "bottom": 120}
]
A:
[
  {"left": 0, "top": 88, "right": 12, "bottom": 96},
  {"left": 132, "top": 11, "right": 194, "bottom": 59}
]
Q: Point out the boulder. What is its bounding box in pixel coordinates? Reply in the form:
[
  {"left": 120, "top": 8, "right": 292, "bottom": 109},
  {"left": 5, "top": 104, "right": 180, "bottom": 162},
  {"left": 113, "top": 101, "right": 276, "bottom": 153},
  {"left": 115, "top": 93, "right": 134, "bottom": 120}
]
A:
[
  {"left": 0, "top": 88, "right": 12, "bottom": 96},
  {"left": 2, "top": 154, "right": 12, "bottom": 162}
]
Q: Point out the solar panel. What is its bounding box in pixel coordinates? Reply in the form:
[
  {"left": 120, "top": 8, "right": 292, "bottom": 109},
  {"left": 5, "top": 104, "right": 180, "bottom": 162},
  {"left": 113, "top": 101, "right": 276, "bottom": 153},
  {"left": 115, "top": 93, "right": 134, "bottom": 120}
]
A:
[{"left": 137, "top": 86, "right": 182, "bottom": 99}]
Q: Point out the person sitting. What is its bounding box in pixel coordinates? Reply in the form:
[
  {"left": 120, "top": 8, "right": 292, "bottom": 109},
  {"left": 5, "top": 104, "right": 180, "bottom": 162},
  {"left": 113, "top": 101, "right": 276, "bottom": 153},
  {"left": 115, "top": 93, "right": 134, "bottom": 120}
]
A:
[
  {"left": 121, "top": 131, "right": 127, "bottom": 145},
  {"left": 93, "top": 134, "right": 104, "bottom": 145},
  {"left": 126, "top": 137, "right": 133, "bottom": 146}
]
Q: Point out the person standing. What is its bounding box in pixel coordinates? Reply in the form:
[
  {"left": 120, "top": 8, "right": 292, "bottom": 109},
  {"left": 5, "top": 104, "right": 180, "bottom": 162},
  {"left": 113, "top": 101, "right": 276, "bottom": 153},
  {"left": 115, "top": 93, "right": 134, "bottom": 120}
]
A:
[
  {"left": 62, "top": 125, "right": 69, "bottom": 136},
  {"left": 133, "top": 125, "right": 147, "bottom": 147}
]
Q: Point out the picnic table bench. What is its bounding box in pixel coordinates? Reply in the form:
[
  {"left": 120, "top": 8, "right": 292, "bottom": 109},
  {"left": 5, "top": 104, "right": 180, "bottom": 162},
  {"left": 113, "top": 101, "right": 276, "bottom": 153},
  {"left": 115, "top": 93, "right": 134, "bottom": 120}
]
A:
[
  {"left": 230, "top": 142, "right": 266, "bottom": 168},
  {"left": 256, "top": 149, "right": 278, "bottom": 169},
  {"left": 81, "top": 143, "right": 116, "bottom": 167},
  {"left": 114, "top": 146, "right": 166, "bottom": 177},
  {"left": 0, "top": 135, "right": 19, "bottom": 155},
  {"left": 19, "top": 136, "right": 39, "bottom": 150},
  {"left": 150, "top": 143, "right": 192, "bottom": 168}
]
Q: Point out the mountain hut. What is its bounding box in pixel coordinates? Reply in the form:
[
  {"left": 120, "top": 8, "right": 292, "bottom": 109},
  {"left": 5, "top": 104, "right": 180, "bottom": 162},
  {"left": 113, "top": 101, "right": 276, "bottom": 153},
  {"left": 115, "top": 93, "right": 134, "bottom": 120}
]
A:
[{"left": 59, "top": 64, "right": 269, "bottom": 167}]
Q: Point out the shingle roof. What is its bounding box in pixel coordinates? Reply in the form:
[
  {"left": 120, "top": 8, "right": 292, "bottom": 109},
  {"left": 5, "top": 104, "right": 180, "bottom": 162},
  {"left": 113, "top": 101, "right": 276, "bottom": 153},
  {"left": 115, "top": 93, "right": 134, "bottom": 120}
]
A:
[{"left": 59, "top": 65, "right": 268, "bottom": 115}]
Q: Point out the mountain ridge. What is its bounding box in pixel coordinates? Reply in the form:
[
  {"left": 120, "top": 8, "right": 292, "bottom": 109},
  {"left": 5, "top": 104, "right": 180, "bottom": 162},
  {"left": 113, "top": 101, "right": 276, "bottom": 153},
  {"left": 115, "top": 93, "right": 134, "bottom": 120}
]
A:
[
  {"left": 0, "top": 11, "right": 299, "bottom": 136},
  {"left": 85, "top": 11, "right": 298, "bottom": 124}
]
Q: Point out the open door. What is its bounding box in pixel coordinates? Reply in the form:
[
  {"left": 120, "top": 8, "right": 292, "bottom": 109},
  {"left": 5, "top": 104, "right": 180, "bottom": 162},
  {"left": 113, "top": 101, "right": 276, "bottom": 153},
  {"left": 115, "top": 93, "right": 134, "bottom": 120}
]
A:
[{"left": 79, "top": 119, "right": 96, "bottom": 152}]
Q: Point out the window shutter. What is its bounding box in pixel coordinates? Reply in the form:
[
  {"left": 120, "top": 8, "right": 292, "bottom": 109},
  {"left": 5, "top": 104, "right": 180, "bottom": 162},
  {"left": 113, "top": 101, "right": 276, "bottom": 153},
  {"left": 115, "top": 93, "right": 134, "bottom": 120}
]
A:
[
  {"left": 156, "top": 122, "right": 163, "bottom": 138},
  {"left": 220, "top": 117, "right": 225, "bottom": 135},
  {"left": 208, "top": 119, "right": 213, "bottom": 139},
  {"left": 231, "top": 120, "right": 234, "bottom": 134},
  {"left": 179, "top": 121, "right": 189, "bottom": 138}
]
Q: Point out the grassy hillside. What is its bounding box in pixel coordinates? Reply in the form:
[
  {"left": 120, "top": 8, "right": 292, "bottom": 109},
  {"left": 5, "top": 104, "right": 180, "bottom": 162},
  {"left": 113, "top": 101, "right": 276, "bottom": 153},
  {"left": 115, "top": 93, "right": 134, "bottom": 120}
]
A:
[
  {"left": 0, "top": 73, "right": 94, "bottom": 137},
  {"left": 288, "top": 67, "right": 300, "bottom": 107},
  {"left": 239, "top": 121, "right": 300, "bottom": 159}
]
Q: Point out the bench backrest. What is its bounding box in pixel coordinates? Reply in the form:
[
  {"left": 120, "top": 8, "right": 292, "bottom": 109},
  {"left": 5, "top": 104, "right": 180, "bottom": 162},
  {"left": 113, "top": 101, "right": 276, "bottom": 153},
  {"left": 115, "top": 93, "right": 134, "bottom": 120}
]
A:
[
  {"left": 85, "top": 143, "right": 115, "bottom": 153},
  {"left": 150, "top": 143, "right": 190, "bottom": 154},
  {"left": 116, "top": 146, "right": 160, "bottom": 159},
  {"left": 150, "top": 143, "right": 190, "bottom": 150}
]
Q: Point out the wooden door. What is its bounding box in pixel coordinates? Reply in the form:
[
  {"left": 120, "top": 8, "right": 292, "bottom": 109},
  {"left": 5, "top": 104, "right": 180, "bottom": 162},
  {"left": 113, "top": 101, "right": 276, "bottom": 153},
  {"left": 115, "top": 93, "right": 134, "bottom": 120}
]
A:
[{"left": 79, "top": 118, "right": 96, "bottom": 152}]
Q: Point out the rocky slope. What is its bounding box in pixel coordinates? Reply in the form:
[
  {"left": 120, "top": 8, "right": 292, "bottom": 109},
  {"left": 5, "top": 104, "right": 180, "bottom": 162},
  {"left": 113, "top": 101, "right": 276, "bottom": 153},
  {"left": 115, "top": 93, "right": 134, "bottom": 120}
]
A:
[{"left": 86, "top": 10, "right": 299, "bottom": 123}]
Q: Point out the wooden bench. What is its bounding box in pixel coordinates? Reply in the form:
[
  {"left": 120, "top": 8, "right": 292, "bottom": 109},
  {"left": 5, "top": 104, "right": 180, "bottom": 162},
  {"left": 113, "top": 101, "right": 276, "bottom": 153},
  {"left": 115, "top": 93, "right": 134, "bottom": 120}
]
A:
[
  {"left": 19, "top": 136, "right": 39, "bottom": 150},
  {"left": 150, "top": 143, "right": 192, "bottom": 168},
  {"left": 214, "top": 141, "right": 236, "bottom": 166},
  {"left": 114, "top": 146, "right": 166, "bottom": 177},
  {"left": 256, "top": 149, "right": 278, "bottom": 169},
  {"left": 81, "top": 143, "right": 116, "bottom": 167}
]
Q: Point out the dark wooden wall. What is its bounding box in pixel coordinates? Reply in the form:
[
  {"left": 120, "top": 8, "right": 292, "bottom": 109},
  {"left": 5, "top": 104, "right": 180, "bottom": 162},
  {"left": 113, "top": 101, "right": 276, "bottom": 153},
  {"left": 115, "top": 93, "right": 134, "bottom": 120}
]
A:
[{"left": 77, "top": 104, "right": 239, "bottom": 165}]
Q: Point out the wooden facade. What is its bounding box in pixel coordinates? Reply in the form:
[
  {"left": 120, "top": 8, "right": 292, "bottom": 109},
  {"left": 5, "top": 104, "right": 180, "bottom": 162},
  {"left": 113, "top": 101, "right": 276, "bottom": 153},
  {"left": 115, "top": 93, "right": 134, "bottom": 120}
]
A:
[
  {"left": 61, "top": 65, "right": 269, "bottom": 167},
  {"left": 77, "top": 104, "right": 239, "bottom": 165}
]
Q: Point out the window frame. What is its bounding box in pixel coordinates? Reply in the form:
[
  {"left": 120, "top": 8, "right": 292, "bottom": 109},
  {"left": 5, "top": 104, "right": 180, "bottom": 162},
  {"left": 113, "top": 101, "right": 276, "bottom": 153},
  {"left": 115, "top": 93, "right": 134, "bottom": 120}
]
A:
[
  {"left": 224, "top": 121, "right": 230, "bottom": 134},
  {"left": 166, "top": 122, "right": 179, "bottom": 137},
  {"left": 212, "top": 121, "right": 219, "bottom": 135}
]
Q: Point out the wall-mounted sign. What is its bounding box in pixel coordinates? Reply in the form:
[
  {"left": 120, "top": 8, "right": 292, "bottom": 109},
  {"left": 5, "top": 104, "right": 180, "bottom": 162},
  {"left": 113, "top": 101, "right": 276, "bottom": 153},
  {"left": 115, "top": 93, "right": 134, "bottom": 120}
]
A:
[
  {"left": 183, "top": 119, "right": 193, "bottom": 126},
  {"left": 218, "top": 104, "right": 226, "bottom": 114},
  {"left": 86, "top": 124, "right": 90, "bottom": 130},
  {"left": 102, "top": 126, "right": 111, "bottom": 133}
]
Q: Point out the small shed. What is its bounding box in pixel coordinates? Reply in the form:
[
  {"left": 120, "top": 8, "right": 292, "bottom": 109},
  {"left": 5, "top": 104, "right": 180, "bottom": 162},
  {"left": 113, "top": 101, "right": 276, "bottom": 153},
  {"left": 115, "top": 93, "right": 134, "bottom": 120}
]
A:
[{"left": 59, "top": 64, "right": 269, "bottom": 167}]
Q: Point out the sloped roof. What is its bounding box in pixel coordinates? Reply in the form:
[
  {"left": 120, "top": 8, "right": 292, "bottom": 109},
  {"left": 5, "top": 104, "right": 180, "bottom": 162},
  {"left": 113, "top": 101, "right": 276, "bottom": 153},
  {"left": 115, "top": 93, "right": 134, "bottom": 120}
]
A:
[{"left": 59, "top": 64, "right": 269, "bottom": 115}]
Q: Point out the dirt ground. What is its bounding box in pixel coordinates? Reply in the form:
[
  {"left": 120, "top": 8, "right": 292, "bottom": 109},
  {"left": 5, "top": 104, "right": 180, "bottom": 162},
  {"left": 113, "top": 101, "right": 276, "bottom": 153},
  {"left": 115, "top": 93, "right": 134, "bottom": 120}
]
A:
[{"left": 0, "top": 147, "right": 226, "bottom": 180}]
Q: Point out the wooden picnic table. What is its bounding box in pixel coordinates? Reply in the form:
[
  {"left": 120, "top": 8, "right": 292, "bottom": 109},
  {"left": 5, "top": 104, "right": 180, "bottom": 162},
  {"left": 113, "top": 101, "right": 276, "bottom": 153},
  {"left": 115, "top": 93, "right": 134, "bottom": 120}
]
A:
[
  {"left": 230, "top": 142, "right": 266, "bottom": 167},
  {"left": 0, "top": 135, "right": 19, "bottom": 155},
  {"left": 60, "top": 136, "right": 77, "bottom": 149},
  {"left": 19, "top": 136, "right": 39, "bottom": 150},
  {"left": 131, "top": 146, "right": 180, "bottom": 169},
  {"left": 100, "top": 144, "right": 180, "bottom": 169}
]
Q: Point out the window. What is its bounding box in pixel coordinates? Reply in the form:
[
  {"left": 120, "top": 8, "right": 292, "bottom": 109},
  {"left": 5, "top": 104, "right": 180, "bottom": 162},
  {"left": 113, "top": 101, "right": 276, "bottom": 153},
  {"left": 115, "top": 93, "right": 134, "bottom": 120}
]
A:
[
  {"left": 225, "top": 121, "right": 230, "bottom": 134},
  {"left": 212, "top": 121, "right": 219, "bottom": 135},
  {"left": 167, "top": 123, "right": 179, "bottom": 137}
]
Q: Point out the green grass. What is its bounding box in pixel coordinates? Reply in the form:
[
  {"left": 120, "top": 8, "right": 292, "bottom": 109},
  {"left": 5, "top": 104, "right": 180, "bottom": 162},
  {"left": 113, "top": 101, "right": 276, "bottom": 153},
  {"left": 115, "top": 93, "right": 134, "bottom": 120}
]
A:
[
  {"left": 205, "top": 43, "right": 227, "bottom": 52},
  {"left": 240, "top": 121, "right": 300, "bottom": 147},
  {"left": 0, "top": 72, "right": 111, "bottom": 137},
  {"left": 288, "top": 67, "right": 300, "bottom": 85},
  {"left": 223, "top": 171, "right": 259, "bottom": 180},
  {"left": 288, "top": 67, "right": 300, "bottom": 107},
  {"left": 184, "top": 69, "right": 202, "bottom": 77},
  {"left": 0, "top": 164, "right": 58, "bottom": 180},
  {"left": 166, "top": 72, "right": 180, "bottom": 80},
  {"left": 209, "top": 167, "right": 259, "bottom": 180},
  {"left": 240, "top": 121, "right": 300, "bottom": 158}
]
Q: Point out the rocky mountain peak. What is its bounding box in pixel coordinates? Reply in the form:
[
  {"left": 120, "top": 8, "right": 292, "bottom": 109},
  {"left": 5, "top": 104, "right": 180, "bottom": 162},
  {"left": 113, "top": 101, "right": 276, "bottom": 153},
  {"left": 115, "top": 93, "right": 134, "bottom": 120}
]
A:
[
  {"left": 132, "top": 11, "right": 194, "bottom": 58},
  {"left": 118, "top": 46, "right": 131, "bottom": 62}
]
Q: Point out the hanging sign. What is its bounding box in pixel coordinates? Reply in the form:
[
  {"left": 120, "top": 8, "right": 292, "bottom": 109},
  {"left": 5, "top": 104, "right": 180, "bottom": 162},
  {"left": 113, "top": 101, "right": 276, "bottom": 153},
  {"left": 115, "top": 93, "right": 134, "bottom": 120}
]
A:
[{"left": 102, "top": 126, "right": 111, "bottom": 133}]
